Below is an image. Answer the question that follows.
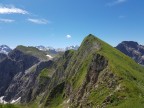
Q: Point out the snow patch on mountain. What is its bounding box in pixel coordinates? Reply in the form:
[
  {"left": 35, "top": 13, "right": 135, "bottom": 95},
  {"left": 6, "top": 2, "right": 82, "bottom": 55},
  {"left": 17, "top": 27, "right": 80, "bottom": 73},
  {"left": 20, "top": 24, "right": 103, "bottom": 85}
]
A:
[
  {"left": 0, "top": 96, "right": 21, "bottom": 104},
  {"left": 0, "top": 45, "right": 12, "bottom": 55},
  {"left": 11, "top": 97, "right": 21, "bottom": 104},
  {"left": 46, "top": 54, "right": 53, "bottom": 59},
  {"left": 0, "top": 96, "right": 8, "bottom": 104}
]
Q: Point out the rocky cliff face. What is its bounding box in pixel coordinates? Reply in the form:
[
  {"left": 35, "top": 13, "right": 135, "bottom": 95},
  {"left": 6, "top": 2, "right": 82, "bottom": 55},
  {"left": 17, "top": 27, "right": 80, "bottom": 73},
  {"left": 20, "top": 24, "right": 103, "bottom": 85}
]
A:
[
  {"left": 116, "top": 41, "right": 144, "bottom": 65},
  {"left": 4, "top": 61, "right": 54, "bottom": 102},
  {"left": 0, "top": 53, "right": 7, "bottom": 61},
  {"left": 0, "top": 46, "right": 47, "bottom": 100},
  {"left": 64, "top": 54, "right": 108, "bottom": 107}
]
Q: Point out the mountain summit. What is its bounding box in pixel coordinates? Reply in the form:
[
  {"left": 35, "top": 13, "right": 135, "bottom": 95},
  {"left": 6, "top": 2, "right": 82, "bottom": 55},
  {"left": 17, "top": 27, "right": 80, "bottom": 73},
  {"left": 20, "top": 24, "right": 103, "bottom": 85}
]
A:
[{"left": 116, "top": 41, "right": 144, "bottom": 65}]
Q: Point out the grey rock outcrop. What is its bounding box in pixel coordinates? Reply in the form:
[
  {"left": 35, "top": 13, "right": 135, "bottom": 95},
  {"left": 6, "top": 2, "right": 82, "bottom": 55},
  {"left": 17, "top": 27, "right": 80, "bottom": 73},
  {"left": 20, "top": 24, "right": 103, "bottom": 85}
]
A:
[
  {"left": 116, "top": 41, "right": 144, "bottom": 65},
  {"left": 0, "top": 47, "right": 43, "bottom": 100}
]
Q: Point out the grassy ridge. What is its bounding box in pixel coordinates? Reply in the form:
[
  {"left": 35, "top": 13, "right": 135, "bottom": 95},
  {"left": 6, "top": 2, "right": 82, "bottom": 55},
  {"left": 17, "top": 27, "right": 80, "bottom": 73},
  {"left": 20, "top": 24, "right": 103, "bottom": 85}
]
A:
[
  {"left": 16, "top": 45, "right": 47, "bottom": 60},
  {"left": 85, "top": 34, "right": 144, "bottom": 107}
]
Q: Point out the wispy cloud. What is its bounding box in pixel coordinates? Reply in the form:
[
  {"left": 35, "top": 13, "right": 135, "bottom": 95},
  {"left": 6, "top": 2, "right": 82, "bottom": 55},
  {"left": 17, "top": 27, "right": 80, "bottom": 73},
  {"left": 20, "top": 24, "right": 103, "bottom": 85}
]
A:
[
  {"left": 0, "top": 18, "right": 15, "bottom": 23},
  {"left": 66, "top": 35, "right": 72, "bottom": 39},
  {"left": 107, "top": 0, "right": 127, "bottom": 6},
  {"left": 0, "top": 5, "right": 28, "bottom": 14},
  {"left": 27, "top": 18, "right": 49, "bottom": 24}
]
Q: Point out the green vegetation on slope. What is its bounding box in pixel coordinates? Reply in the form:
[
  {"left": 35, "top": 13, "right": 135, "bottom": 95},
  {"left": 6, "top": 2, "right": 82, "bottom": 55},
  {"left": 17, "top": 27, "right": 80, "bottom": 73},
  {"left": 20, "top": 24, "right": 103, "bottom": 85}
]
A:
[
  {"left": 0, "top": 104, "right": 18, "bottom": 108},
  {"left": 46, "top": 34, "right": 144, "bottom": 108},
  {"left": 38, "top": 68, "right": 53, "bottom": 86},
  {"left": 84, "top": 34, "right": 144, "bottom": 107},
  {"left": 16, "top": 45, "right": 47, "bottom": 60},
  {"left": 39, "top": 68, "right": 54, "bottom": 78},
  {"left": 45, "top": 82, "right": 65, "bottom": 108}
]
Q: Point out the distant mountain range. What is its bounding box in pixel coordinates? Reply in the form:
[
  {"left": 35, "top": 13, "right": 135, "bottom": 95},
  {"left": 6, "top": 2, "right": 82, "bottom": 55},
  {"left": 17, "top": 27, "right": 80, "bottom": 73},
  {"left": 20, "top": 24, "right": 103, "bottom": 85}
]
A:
[
  {"left": 0, "top": 45, "right": 79, "bottom": 55},
  {"left": 1, "top": 42, "right": 144, "bottom": 66},
  {"left": 36, "top": 45, "right": 79, "bottom": 52},
  {"left": 116, "top": 41, "right": 144, "bottom": 65}
]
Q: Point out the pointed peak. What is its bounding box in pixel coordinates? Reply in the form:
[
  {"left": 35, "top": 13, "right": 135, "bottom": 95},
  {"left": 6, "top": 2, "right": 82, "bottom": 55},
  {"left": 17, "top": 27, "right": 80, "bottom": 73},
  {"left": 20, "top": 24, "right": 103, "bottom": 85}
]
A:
[
  {"left": 84, "top": 34, "right": 96, "bottom": 40},
  {"left": 83, "top": 34, "right": 102, "bottom": 44},
  {"left": 79, "top": 34, "right": 102, "bottom": 52}
]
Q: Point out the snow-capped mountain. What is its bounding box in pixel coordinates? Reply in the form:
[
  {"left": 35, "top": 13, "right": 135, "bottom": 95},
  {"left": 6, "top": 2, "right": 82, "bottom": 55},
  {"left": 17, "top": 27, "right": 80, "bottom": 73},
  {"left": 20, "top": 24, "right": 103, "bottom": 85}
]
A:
[
  {"left": 0, "top": 45, "right": 12, "bottom": 55},
  {"left": 0, "top": 45, "right": 79, "bottom": 56},
  {"left": 36, "top": 46, "right": 58, "bottom": 55},
  {"left": 36, "top": 45, "right": 79, "bottom": 52},
  {"left": 65, "top": 45, "right": 79, "bottom": 50},
  {"left": 36, "top": 45, "right": 55, "bottom": 51},
  {"left": 55, "top": 48, "right": 65, "bottom": 52}
]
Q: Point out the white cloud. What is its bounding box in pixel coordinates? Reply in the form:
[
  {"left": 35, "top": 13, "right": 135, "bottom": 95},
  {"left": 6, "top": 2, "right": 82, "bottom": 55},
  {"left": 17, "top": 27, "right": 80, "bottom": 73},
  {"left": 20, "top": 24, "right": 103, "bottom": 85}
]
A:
[
  {"left": 27, "top": 18, "right": 49, "bottom": 24},
  {"left": 0, "top": 18, "right": 15, "bottom": 23},
  {"left": 0, "top": 5, "right": 28, "bottom": 14},
  {"left": 107, "top": 0, "right": 127, "bottom": 6},
  {"left": 66, "top": 35, "right": 71, "bottom": 39}
]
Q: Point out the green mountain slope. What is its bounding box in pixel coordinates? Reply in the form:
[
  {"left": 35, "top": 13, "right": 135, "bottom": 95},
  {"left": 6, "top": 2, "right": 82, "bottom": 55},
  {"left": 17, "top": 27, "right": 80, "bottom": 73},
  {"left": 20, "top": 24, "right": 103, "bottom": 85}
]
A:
[
  {"left": 2, "top": 34, "right": 144, "bottom": 108},
  {"left": 15, "top": 45, "right": 48, "bottom": 60},
  {"left": 45, "top": 34, "right": 144, "bottom": 108},
  {"left": 79, "top": 34, "right": 144, "bottom": 107}
]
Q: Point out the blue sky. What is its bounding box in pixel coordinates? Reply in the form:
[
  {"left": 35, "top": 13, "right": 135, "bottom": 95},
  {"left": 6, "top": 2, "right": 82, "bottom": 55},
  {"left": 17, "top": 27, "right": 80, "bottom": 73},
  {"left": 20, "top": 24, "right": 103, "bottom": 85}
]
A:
[{"left": 0, "top": 0, "right": 144, "bottom": 48}]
